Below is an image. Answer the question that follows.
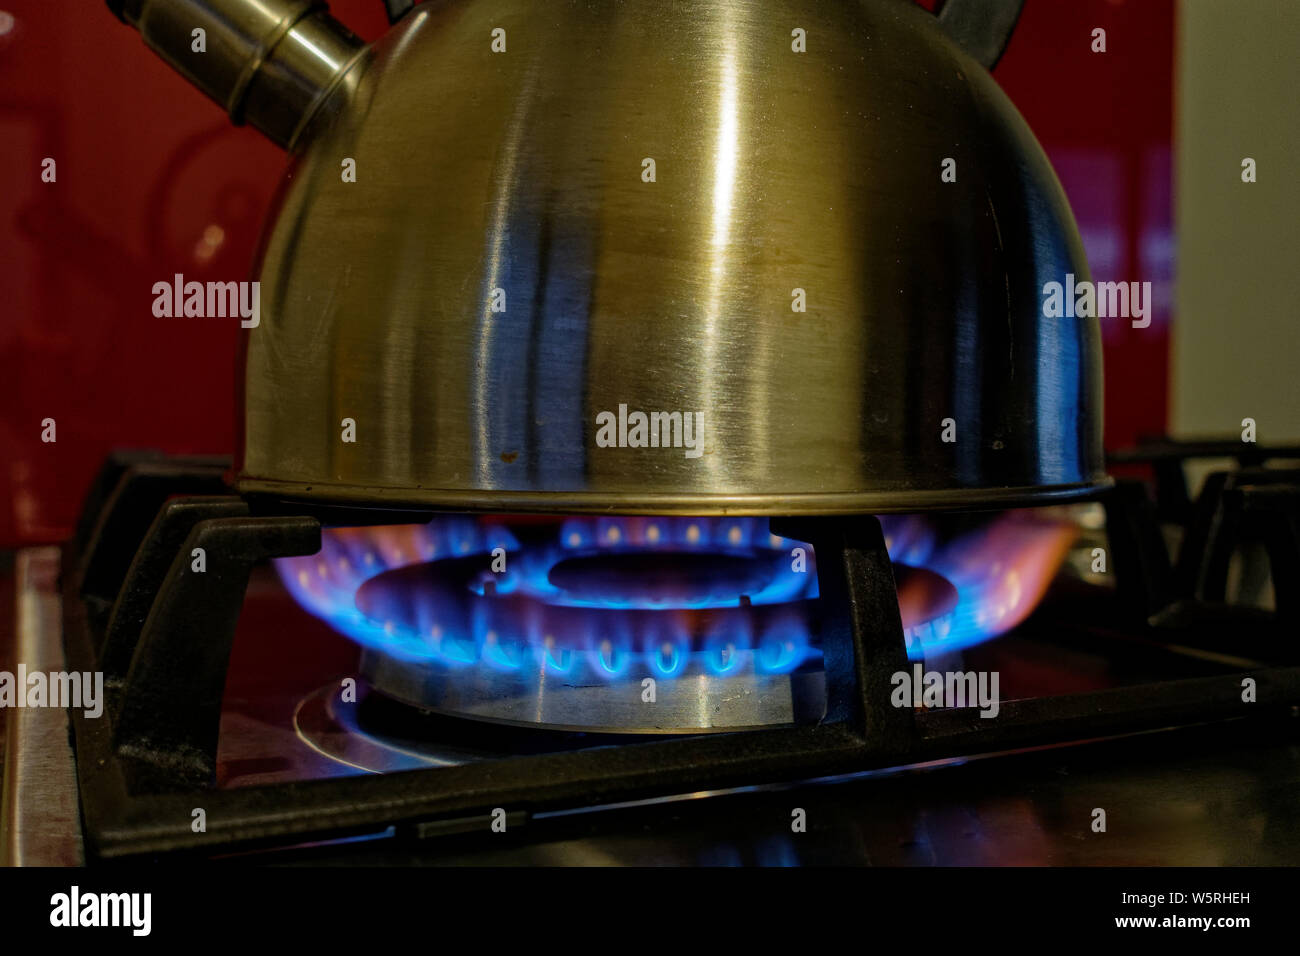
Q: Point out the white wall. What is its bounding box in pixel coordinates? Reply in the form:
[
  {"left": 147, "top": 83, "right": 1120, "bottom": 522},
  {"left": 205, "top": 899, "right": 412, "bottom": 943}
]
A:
[{"left": 1173, "top": 0, "right": 1300, "bottom": 442}]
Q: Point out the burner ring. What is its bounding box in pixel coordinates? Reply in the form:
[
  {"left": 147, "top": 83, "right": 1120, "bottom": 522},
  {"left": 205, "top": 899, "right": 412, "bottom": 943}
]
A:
[
  {"left": 340, "top": 521, "right": 826, "bottom": 731},
  {"left": 354, "top": 557, "right": 821, "bottom": 681},
  {"left": 546, "top": 550, "right": 785, "bottom": 605},
  {"left": 346, "top": 543, "right": 954, "bottom": 732}
]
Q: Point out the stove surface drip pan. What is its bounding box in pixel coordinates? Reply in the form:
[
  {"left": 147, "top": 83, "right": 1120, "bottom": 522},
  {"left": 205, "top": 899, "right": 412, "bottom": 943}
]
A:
[{"left": 358, "top": 645, "right": 826, "bottom": 735}]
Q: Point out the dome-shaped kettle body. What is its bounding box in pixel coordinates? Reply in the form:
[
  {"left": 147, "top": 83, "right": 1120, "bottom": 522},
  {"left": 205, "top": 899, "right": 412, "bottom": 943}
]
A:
[{"left": 233, "top": 0, "right": 1106, "bottom": 514}]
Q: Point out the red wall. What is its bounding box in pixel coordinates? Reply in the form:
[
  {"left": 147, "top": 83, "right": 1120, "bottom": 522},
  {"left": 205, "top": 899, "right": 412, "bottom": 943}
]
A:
[
  {"left": 0, "top": 0, "right": 1174, "bottom": 546},
  {"left": 994, "top": 0, "right": 1175, "bottom": 455}
]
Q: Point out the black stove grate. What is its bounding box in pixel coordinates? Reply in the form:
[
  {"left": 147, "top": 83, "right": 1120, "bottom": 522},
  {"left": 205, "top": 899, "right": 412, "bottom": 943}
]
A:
[{"left": 62, "top": 448, "right": 1300, "bottom": 860}]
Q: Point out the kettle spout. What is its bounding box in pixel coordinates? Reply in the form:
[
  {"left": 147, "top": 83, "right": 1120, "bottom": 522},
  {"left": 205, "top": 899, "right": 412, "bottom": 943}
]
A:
[{"left": 106, "top": 0, "right": 365, "bottom": 149}]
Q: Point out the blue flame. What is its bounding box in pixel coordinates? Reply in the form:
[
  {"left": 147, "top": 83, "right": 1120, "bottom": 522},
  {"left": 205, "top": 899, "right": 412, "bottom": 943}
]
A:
[
  {"left": 503, "top": 517, "right": 815, "bottom": 609},
  {"left": 275, "top": 517, "right": 819, "bottom": 681},
  {"left": 276, "top": 520, "right": 520, "bottom": 662},
  {"left": 881, "top": 514, "right": 1075, "bottom": 660},
  {"left": 276, "top": 514, "right": 1073, "bottom": 681}
]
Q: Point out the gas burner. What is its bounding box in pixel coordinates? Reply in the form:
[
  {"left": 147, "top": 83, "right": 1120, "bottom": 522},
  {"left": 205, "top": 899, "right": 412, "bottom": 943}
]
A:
[
  {"left": 280, "top": 517, "right": 825, "bottom": 732},
  {"left": 274, "top": 513, "right": 1076, "bottom": 733}
]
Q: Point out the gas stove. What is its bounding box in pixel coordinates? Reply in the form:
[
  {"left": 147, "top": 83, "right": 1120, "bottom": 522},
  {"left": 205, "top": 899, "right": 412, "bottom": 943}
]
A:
[{"left": 5, "top": 441, "right": 1298, "bottom": 864}]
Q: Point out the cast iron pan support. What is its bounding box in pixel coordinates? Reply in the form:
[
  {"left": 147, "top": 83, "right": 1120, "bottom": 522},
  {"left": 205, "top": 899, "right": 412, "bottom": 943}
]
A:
[
  {"left": 101, "top": 508, "right": 907, "bottom": 792},
  {"left": 108, "top": 500, "right": 320, "bottom": 790},
  {"left": 1102, "top": 479, "right": 1174, "bottom": 621},
  {"left": 100, "top": 497, "right": 254, "bottom": 685},
  {"left": 772, "top": 515, "right": 916, "bottom": 752},
  {"left": 77, "top": 452, "right": 229, "bottom": 623},
  {"left": 65, "top": 455, "right": 1300, "bottom": 858},
  {"left": 1232, "top": 483, "right": 1300, "bottom": 626}
]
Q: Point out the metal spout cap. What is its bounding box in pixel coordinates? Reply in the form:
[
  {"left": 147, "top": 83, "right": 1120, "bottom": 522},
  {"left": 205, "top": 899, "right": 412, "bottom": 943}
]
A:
[{"left": 107, "top": 0, "right": 365, "bottom": 148}]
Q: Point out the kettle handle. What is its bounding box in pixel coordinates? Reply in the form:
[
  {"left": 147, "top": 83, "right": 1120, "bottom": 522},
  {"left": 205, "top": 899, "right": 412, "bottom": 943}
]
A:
[
  {"left": 382, "top": 0, "right": 416, "bottom": 23},
  {"left": 934, "top": 0, "right": 1026, "bottom": 70}
]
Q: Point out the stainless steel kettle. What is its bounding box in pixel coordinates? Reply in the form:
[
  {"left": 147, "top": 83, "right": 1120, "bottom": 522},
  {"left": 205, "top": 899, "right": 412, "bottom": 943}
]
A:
[{"left": 111, "top": 0, "right": 1106, "bottom": 515}]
